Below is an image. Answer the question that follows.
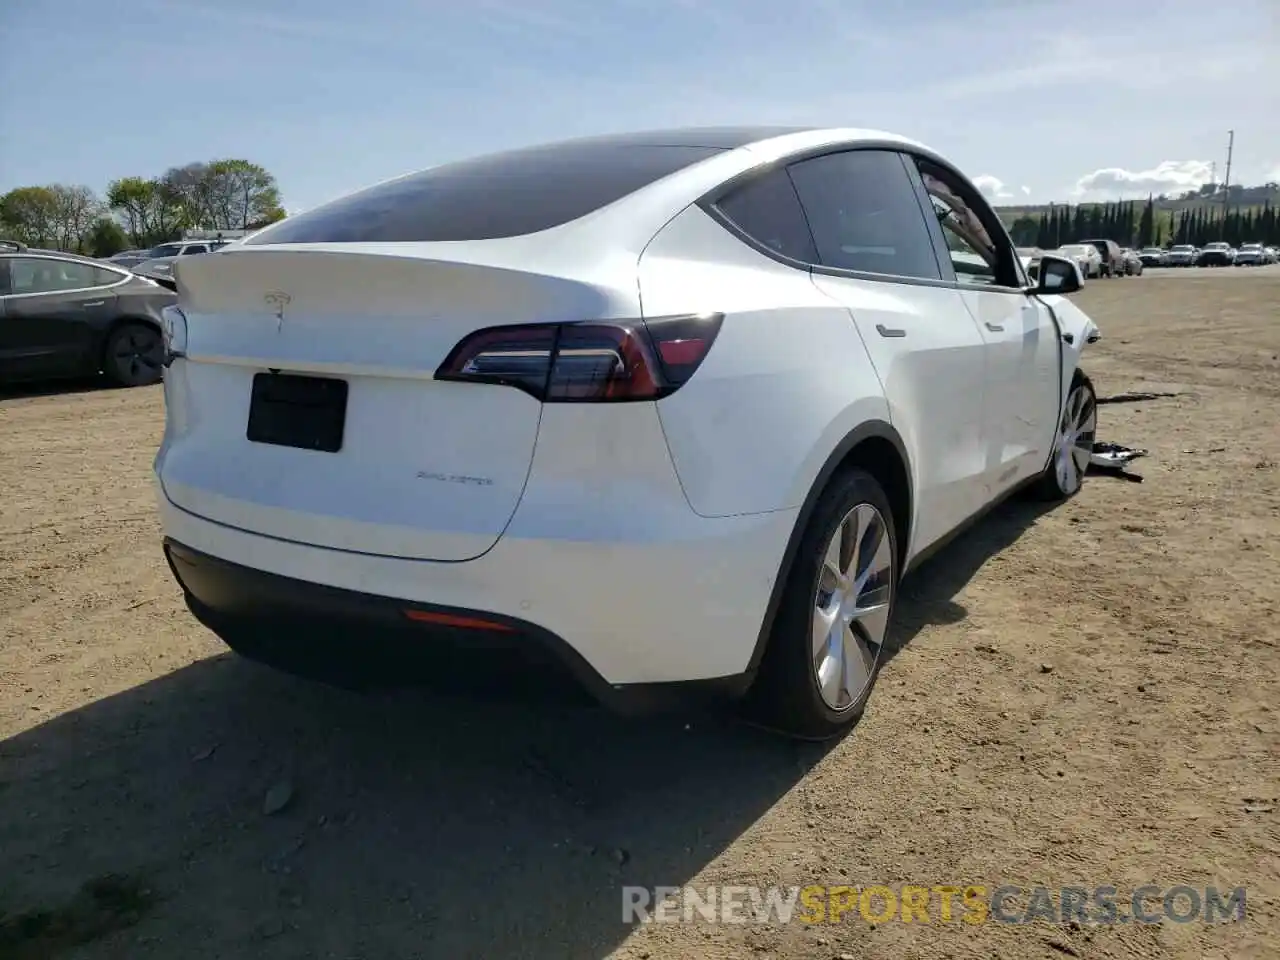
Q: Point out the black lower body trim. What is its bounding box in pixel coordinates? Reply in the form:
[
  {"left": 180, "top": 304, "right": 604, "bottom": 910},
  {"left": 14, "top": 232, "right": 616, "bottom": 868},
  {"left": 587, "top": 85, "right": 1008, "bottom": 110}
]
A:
[{"left": 163, "top": 539, "right": 749, "bottom": 714}]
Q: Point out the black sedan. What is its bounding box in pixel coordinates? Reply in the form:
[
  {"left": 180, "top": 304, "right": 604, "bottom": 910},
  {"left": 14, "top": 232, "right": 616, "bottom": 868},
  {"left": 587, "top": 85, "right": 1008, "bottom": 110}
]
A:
[
  {"left": 0, "top": 243, "right": 176, "bottom": 387},
  {"left": 1196, "top": 243, "right": 1236, "bottom": 267}
]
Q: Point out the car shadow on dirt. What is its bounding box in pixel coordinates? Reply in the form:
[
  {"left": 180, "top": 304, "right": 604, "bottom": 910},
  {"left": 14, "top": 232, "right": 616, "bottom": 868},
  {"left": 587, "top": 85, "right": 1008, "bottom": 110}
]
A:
[
  {"left": 884, "top": 493, "right": 1058, "bottom": 663},
  {"left": 0, "top": 377, "right": 119, "bottom": 401},
  {"left": 0, "top": 497, "right": 1057, "bottom": 960}
]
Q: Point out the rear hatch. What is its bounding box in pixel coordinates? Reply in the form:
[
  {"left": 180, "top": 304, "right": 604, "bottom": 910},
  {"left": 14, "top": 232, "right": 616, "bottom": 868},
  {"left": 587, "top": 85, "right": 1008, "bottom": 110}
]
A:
[{"left": 157, "top": 245, "right": 635, "bottom": 561}]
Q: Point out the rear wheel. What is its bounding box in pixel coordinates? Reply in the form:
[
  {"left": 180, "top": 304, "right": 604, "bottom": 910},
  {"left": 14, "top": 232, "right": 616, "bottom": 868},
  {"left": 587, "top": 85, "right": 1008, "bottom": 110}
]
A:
[
  {"left": 1034, "top": 372, "right": 1096, "bottom": 500},
  {"left": 104, "top": 322, "right": 164, "bottom": 387},
  {"left": 748, "top": 469, "right": 897, "bottom": 740}
]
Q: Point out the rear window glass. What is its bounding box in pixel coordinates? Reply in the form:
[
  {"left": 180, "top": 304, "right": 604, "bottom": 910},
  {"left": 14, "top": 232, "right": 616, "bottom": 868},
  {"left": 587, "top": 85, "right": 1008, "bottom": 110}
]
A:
[{"left": 246, "top": 142, "right": 724, "bottom": 244}]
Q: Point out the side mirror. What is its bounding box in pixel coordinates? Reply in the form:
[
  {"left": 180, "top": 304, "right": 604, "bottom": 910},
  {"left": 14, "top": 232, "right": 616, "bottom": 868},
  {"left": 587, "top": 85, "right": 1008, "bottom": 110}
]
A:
[{"left": 1035, "top": 254, "right": 1083, "bottom": 295}]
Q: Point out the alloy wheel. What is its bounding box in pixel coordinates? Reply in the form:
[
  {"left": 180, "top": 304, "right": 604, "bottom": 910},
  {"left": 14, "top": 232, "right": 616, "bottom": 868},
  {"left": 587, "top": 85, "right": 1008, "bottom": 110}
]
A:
[
  {"left": 811, "top": 502, "right": 893, "bottom": 711},
  {"left": 1055, "top": 381, "right": 1097, "bottom": 495},
  {"left": 111, "top": 327, "right": 164, "bottom": 386}
]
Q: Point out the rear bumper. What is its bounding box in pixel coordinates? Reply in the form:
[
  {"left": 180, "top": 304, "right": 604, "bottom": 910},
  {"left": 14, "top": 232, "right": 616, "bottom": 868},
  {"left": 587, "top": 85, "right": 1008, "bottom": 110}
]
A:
[
  {"left": 157, "top": 493, "right": 798, "bottom": 704},
  {"left": 165, "top": 539, "right": 750, "bottom": 713}
]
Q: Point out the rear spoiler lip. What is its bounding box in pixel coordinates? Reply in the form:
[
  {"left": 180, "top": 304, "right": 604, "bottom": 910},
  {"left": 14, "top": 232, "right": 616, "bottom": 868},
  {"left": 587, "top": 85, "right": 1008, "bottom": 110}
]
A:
[{"left": 134, "top": 269, "right": 177, "bottom": 292}]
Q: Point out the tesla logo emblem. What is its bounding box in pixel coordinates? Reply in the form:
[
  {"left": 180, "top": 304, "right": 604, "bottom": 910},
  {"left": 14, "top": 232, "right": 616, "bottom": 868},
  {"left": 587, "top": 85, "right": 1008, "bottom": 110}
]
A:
[{"left": 264, "top": 291, "right": 291, "bottom": 331}]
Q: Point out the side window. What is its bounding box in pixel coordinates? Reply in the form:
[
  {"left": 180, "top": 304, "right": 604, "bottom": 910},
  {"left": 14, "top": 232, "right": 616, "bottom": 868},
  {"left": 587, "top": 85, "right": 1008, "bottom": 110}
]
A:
[
  {"left": 92, "top": 266, "right": 126, "bottom": 286},
  {"left": 714, "top": 167, "right": 817, "bottom": 264},
  {"left": 913, "top": 159, "right": 1018, "bottom": 288},
  {"left": 785, "top": 150, "right": 941, "bottom": 281},
  {"left": 180, "top": 244, "right": 209, "bottom": 256},
  {"left": 7, "top": 259, "right": 113, "bottom": 294}
]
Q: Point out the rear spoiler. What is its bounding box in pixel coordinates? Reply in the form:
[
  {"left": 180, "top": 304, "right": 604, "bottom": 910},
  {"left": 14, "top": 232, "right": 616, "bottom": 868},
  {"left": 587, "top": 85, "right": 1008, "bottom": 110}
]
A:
[{"left": 133, "top": 265, "right": 178, "bottom": 292}]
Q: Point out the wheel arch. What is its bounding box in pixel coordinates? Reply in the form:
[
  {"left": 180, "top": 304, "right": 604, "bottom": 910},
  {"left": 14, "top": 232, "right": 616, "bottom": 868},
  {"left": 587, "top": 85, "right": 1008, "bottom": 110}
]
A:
[{"left": 744, "top": 419, "right": 912, "bottom": 679}]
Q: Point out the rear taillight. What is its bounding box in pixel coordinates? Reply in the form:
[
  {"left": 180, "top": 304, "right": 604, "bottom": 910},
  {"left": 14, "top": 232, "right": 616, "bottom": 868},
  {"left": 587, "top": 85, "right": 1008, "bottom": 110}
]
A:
[
  {"left": 435, "top": 313, "right": 723, "bottom": 402},
  {"left": 160, "top": 305, "right": 187, "bottom": 366}
]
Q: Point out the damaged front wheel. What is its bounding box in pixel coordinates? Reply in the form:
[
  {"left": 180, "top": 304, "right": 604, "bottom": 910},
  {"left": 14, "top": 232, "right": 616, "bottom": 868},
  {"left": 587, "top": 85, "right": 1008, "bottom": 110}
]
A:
[{"left": 1035, "top": 371, "right": 1097, "bottom": 500}]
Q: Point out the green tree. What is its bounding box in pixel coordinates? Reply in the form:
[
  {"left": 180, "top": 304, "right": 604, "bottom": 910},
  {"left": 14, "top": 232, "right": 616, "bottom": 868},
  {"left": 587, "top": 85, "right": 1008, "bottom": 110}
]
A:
[
  {"left": 106, "top": 176, "right": 184, "bottom": 247},
  {"left": 1, "top": 185, "right": 61, "bottom": 246},
  {"left": 1009, "top": 215, "right": 1039, "bottom": 246},
  {"left": 1138, "top": 195, "right": 1155, "bottom": 247},
  {"left": 203, "top": 159, "right": 285, "bottom": 230},
  {"left": 156, "top": 163, "right": 211, "bottom": 229},
  {"left": 0, "top": 184, "right": 102, "bottom": 251},
  {"left": 86, "top": 218, "right": 129, "bottom": 257},
  {"left": 246, "top": 206, "right": 287, "bottom": 230},
  {"left": 1035, "top": 208, "right": 1050, "bottom": 248},
  {"left": 50, "top": 184, "right": 102, "bottom": 252}
]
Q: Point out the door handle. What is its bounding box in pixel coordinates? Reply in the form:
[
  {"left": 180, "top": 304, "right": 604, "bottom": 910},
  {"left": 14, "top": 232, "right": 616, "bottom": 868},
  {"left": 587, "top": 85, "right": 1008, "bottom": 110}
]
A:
[
  {"left": 1061, "top": 332, "right": 1075, "bottom": 344},
  {"left": 875, "top": 324, "right": 906, "bottom": 338},
  {"left": 984, "top": 322, "right": 1004, "bottom": 332},
  {"left": 81, "top": 300, "right": 106, "bottom": 308}
]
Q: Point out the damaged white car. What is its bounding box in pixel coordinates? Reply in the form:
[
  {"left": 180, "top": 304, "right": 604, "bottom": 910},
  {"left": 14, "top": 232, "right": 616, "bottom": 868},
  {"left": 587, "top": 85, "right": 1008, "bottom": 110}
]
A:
[{"left": 154, "top": 127, "right": 1102, "bottom": 739}]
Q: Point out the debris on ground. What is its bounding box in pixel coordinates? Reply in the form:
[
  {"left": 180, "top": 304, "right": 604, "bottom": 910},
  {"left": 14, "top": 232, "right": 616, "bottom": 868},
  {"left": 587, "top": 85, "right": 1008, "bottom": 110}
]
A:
[{"left": 1088, "top": 442, "right": 1148, "bottom": 482}]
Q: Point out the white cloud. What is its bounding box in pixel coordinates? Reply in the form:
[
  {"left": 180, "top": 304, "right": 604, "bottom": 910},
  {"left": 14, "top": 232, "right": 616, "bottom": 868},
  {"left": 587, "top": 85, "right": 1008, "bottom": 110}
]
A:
[
  {"left": 1073, "top": 160, "right": 1214, "bottom": 199},
  {"left": 1021, "top": 186, "right": 1031, "bottom": 196},
  {"left": 972, "top": 175, "right": 1013, "bottom": 200}
]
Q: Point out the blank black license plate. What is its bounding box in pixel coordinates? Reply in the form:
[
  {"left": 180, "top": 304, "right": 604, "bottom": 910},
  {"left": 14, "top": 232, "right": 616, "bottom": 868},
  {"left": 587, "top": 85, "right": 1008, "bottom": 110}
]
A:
[{"left": 247, "top": 373, "right": 348, "bottom": 452}]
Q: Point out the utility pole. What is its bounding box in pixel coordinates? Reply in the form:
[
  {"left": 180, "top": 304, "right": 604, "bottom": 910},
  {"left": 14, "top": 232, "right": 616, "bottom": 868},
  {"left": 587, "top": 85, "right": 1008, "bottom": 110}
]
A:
[{"left": 1221, "top": 130, "right": 1234, "bottom": 239}]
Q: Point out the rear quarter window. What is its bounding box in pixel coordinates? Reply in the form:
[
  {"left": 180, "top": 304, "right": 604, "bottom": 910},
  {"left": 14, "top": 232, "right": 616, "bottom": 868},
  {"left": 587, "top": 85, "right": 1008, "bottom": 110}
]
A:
[
  {"left": 246, "top": 142, "right": 724, "bottom": 244},
  {"left": 712, "top": 166, "right": 817, "bottom": 264}
]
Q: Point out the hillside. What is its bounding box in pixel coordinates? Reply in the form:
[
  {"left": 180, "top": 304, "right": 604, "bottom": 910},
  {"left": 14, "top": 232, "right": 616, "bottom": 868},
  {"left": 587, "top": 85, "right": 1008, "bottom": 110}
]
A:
[{"left": 993, "top": 181, "right": 1279, "bottom": 221}]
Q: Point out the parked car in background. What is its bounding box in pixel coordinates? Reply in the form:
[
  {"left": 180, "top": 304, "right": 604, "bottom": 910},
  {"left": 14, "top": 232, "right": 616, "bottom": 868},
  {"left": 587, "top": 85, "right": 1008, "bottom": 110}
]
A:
[
  {"left": 1118, "top": 248, "right": 1144, "bottom": 276},
  {"left": 1081, "top": 238, "right": 1124, "bottom": 277},
  {"left": 1196, "top": 242, "right": 1236, "bottom": 267},
  {"left": 153, "top": 125, "right": 1102, "bottom": 740},
  {"left": 1056, "top": 243, "right": 1102, "bottom": 279},
  {"left": 1165, "top": 244, "right": 1198, "bottom": 266},
  {"left": 0, "top": 242, "right": 175, "bottom": 386},
  {"left": 1264, "top": 247, "right": 1280, "bottom": 264},
  {"left": 1016, "top": 246, "right": 1043, "bottom": 279},
  {"left": 105, "top": 249, "right": 153, "bottom": 269},
  {"left": 1233, "top": 242, "right": 1266, "bottom": 266},
  {"left": 1138, "top": 246, "right": 1167, "bottom": 268},
  {"left": 131, "top": 239, "right": 231, "bottom": 280}
]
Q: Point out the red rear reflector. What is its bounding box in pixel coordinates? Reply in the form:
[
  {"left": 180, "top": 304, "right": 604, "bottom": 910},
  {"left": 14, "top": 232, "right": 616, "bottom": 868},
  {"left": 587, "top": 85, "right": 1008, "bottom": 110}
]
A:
[
  {"left": 657, "top": 338, "right": 706, "bottom": 367},
  {"left": 403, "top": 609, "right": 515, "bottom": 632}
]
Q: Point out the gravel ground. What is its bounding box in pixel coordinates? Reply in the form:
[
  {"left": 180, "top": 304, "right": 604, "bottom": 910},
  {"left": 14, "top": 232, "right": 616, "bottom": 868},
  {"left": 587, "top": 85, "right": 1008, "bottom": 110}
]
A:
[{"left": 1, "top": 267, "right": 1277, "bottom": 960}]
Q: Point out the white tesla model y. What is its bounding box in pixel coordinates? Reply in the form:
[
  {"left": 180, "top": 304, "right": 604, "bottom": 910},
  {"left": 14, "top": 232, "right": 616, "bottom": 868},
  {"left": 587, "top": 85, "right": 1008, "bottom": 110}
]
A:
[{"left": 155, "top": 126, "right": 1100, "bottom": 739}]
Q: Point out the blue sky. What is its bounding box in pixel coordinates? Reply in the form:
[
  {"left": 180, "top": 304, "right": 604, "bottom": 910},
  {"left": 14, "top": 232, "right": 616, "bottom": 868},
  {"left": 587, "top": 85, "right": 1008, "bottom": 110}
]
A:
[{"left": 2, "top": 0, "right": 1277, "bottom": 212}]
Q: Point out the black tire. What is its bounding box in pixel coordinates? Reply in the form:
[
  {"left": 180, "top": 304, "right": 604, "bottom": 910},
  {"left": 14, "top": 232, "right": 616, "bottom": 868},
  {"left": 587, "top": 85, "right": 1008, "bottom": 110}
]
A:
[
  {"left": 746, "top": 468, "right": 898, "bottom": 740},
  {"left": 1033, "top": 371, "right": 1096, "bottom": 501},
  {"left": 104, "top": 322, "right": 164, "bottom": 387}
]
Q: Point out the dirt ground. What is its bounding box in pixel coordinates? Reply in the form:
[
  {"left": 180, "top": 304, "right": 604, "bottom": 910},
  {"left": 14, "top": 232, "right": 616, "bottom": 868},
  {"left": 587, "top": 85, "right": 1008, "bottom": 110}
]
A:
[{"left": 1, "top": 267, "right": 1277, "bottom": 960}]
